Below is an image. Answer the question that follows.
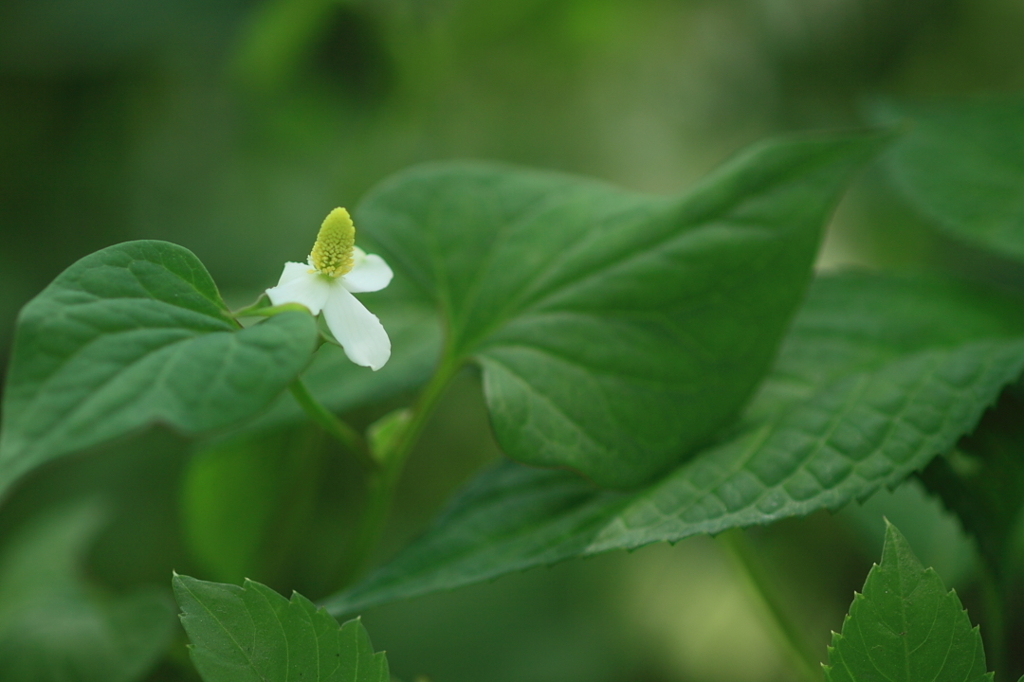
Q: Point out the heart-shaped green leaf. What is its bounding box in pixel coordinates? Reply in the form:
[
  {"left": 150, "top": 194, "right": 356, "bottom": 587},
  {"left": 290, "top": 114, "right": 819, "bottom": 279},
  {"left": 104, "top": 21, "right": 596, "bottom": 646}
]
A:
[
  {"left": 357, "top": 133, "right": 890, "bottom": 487},
  {"left": 875, "top": 96, "right": 1024, "bottom": 262},
  {"left": 824, "top": 520, "right": 992, "bottom": 682},
  {"left": 174, "top": 574, "right": 388, "bottom": 682},
  {"left": 0, "top": 241, "right": 319, "bottom": 499},
  {"left": 322, "top": 272, "right": 1024, "bottom": 614}
]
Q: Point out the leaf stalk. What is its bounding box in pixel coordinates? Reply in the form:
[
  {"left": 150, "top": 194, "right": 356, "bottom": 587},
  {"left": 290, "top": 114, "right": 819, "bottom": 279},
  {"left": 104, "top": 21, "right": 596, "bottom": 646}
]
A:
[
  {"left": 720, "top": 529, "right": 823, "bottom": 682},
  {"left": 980, "top": 565, "right": 1007, "bottom": 679},
  {"left": 288, "top": 380, "right": 375, "bottom": 472},
  {"left": 334, "top": 357, "right": 461, "bottom": 590}
]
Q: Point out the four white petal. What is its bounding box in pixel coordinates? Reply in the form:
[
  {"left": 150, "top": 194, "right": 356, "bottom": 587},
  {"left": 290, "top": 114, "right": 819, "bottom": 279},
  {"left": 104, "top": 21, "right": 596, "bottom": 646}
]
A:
[{"left": 266, "top": 248, "right": 394, "bottom": 371}]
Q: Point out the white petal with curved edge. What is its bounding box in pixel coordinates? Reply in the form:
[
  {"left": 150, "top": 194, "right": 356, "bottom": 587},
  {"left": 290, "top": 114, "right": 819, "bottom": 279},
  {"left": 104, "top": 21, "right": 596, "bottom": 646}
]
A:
[
  {"left": 322, "top": 287, "right": 391, "bottom": 370},
  {"left": 342, "top": 254, "right": 393, "bottom": 293},
  {"left": 266, "top": 270, "right": 331, "bottom": 314},
  {"left": 276, "top": 261, "right": 314, "bottom": 286}
]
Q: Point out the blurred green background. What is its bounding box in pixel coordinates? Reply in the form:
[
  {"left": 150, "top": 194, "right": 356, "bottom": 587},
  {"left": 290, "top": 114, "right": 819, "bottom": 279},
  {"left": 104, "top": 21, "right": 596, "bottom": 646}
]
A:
[{"left": 2, "top": 0, "right": 1024, "bottom": 680}]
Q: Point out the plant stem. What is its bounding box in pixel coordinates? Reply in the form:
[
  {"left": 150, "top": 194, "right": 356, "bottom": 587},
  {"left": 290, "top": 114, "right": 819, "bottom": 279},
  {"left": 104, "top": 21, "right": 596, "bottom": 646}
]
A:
[
  {"left": 334, "top": 358, "right": 461, "bottom": 590},
  {"left": 289, "top": 380, "right": 375, "bottom": 472},
  {"left": 980, "top": 566, "right": 1007, "bottom": 680},
  {"left": 720, "top": 528, "right": 822, "bottom": 682}
]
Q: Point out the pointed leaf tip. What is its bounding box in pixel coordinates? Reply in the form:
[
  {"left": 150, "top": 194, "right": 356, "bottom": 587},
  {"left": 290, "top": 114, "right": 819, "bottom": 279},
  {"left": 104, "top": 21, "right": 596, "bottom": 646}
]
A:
[
  {"left": 358, "top": 131, "right": 891, "bottom": 488},
  {"left": 825, "top": 522, "right": 992, "bottom": 682}
]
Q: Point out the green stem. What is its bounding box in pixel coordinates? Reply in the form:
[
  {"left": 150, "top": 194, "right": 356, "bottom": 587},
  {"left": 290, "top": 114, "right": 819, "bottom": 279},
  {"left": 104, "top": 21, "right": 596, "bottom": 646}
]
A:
[
  {"left": 289, "top": 380, "right": 375, "bottom": 472},
  {"left": 720, "top": 529, "right": 822, "bottom": 682},
  {"left": 980, "top": 566, "right": 1007, "bottom": 680},
  {"left": 334, "top": 358, "right": 461, "bottom": 590}
]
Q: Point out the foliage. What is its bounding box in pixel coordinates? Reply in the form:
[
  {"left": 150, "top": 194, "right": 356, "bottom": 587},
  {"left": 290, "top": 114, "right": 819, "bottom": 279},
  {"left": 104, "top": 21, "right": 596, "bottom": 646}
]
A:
[
  {"left": 355, "top": 134, "right": 885, "bottom": 487},
  {"left": 0, "top": 242, "right": 318, "bottom": 501},
  {"left": 174, "top": 574, "right": 388, "bottom": 682},
  {"left": 324, "top": 270, "right": 1024, "bottom": 615},
  {"left": 824, "top": 521, "right": 992, "bottom": 682},
  {"left": 874, "top": 96, "right": 1024, "bottom": 264},
  {"left": 2, "top": 6, "right": 1024, "bottom": 677},
  {"left": 0, "top": 500, "right": 175, "bottom": 682}
]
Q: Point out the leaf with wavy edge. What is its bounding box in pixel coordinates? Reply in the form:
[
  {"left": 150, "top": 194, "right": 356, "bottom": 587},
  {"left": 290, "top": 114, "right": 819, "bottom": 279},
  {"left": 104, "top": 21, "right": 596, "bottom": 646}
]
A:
[{"left": 0, "top": 241, "right": 319, "bottom": 500}]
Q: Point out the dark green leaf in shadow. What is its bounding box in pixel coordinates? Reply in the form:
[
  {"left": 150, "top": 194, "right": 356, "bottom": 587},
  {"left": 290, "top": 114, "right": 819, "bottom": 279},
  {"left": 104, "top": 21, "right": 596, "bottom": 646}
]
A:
[
  {"left": 174, "top": 574, "right": 388, "bottom": 682},
  {"left": 0, "top": 241, "right": 319, "bottom": 499},
  {"left": 0, "top": 499, "right": 175, "bottom": 682},
  {"left": 874, "top": 96, "right": 1024, "bottom": 263},
  {"left": 358, "top": 132, "right": 890, "bottom": 487},
  {"left": 322, "top": 272, "right": 1024, "bottom": 615},
  {"left": 918, "top": 385, "right": 1024, "bottom": 580},
  {"left": 824, "top": 520, "right": 991, "bottom": 682}
]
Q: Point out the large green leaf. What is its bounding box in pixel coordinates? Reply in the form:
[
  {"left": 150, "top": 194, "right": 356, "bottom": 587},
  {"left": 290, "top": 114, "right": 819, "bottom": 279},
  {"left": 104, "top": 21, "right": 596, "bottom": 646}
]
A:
[
  {"left": 323, "top": 272, "right": 1024, "bottom": 615},
  {"left": 875, "top": 96, "right": 1024, "bottom": 262},
  {"left": 357, "top": 133, "right": 889, "bottom": 487},
  {"left": 0, "top": 500, "right": 175, "bottom": 682},
  {"left": 174, "top": 575, "right": 389, "bottom": 682},
  {"left": 0, "top": 241, "right": 319, "bottom": 499},
  {"left": 824, "top": 520, "right": 991, "bottom": 682}
]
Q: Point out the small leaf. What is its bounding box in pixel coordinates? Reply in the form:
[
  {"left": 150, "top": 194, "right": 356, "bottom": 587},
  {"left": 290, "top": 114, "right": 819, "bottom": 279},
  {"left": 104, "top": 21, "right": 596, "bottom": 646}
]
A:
[
  {"left": 823, "top": 521, "right": 992, "bottom": 682},
  {"left": 322, "top": 272, "right": 1024, "bottom": 615},
  {"left": 174, "top": 574, "right": 389, "bottom": 682},
  {"left": 359, "top": 133, "right": 890, "bottom": 487},
  {"left": 0, "top": 499, "right": 175, "bottom": 682},
  {"left": 875, "top": 96, "right": 1024, "bottom": 262},
  {"left": 0, "top": 241, "right": 319, "bottom": 499},
  {"left": 368, "top": 408, "right": 413, "bottom": 465}
]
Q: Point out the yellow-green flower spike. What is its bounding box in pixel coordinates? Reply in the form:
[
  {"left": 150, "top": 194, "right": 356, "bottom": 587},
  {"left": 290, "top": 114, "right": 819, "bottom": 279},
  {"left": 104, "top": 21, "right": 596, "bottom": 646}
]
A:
[{"left": 310, "top": 207, "right": 356, "bottom": 277}]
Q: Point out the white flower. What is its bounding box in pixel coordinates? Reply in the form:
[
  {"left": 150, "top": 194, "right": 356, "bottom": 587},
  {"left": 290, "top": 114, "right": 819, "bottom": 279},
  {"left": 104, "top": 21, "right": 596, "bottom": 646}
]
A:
[{"left": 266, "top": 208, "right": 393, "bottom": 371}]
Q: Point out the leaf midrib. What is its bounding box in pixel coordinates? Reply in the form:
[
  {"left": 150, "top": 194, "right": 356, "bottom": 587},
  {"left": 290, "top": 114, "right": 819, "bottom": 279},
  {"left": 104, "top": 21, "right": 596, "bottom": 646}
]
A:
[{"left": 456, "top": 217, "right": 789, "bottom": 363}]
